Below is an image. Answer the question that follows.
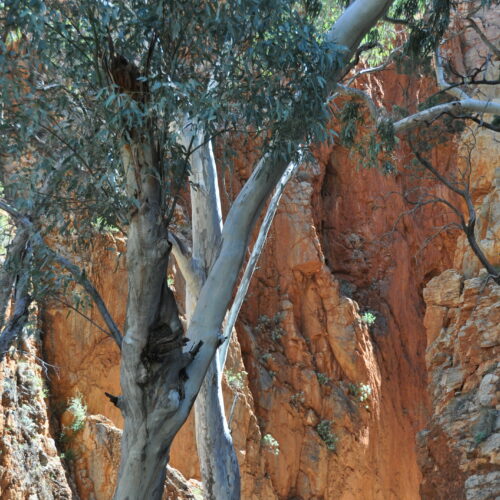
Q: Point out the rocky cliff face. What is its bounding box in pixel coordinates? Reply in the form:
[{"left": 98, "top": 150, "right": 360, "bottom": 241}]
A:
[
  {"left": 417, "top": 122, "right": 500, "bottom": 500},
  {"left": 416, "top": 10, "right": 500, "bottom": 499},
  {"left": 419, "top": 272, "right": 499, "bottom": 500},
  {"left": 0, "top": 336, "right": 73, "bottom": 499},
  {"left": 1, "top": 9, "right": 498, "bottom": 500},
  {"left": 36, "top": 93, "right": 462, "bottom": 499}
]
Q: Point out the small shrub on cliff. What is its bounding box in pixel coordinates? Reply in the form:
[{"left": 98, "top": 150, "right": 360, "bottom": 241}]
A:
[
  {"left": 349, "top": 383, "right": 372, "bottom": 409},
  {"left": 290, "top": 391, "right": 305, "bottom": 409},
  {"left": 262, "top": 433, "right": 280, "bottom": 455},
  {"left": 67, "top": 395, "right": 87, "bottom": 433},
  {"left": 316, "top": 420, "right": 338, "bottom": 452},
  {"left": 255, "top": 313, "right": 286, "bottom": 342},
  {"left": 361, "top": 311, "right": 376, "bottom": 326},
  {"left": 316, "top": 372, "right": 331, "bottom": 385},
  {"left": 225, "top": 370, "right": 247, "bottom": 391}
]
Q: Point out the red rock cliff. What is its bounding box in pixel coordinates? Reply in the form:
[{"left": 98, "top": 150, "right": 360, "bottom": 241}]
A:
[{"left": 1, "top": 8, "right": 498, "bottom": 499}]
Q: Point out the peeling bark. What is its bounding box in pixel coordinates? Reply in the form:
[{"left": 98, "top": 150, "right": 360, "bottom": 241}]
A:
[
  {"left": 0, "top": 228, "right": 29, "bottom": 331},
  {"left": 114, "top": 142, "right": 189, "bottom": 499}
]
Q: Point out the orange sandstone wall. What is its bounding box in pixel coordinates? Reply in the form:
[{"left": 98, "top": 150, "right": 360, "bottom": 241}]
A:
[
  {"left": 7, "top": 8, "right": 497, "bottom": 498},
  {"left": 38, "top": 72, "right": 462, "bottom": 500}
]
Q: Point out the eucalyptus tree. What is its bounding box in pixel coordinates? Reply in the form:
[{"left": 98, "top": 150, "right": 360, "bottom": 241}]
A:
[
  {"left": 1, "top": 0, "right": 499, "bottom": 499},
  {"left": 0, "top": 2, "right": 367, "bottom": 497}
]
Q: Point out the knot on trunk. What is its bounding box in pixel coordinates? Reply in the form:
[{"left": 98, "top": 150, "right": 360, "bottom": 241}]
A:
[
  {"left": 143, "top": 324, "right": 188, "bottom": 361},
  {"left": 143, "top": 278, "right": 185, "bottom": 362}
]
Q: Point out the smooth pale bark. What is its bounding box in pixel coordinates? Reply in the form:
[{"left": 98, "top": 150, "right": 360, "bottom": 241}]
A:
[
  {"left": 179, "top": 0, "right": 398, "bottom": 460},
  {"left": 394, "top": 99, "right": 500, "bottom": 133},
  {"left": 326, "top": 0, "right": 394, "bottom": 54},
  {"left": 182, "top": 127, "right": 241, "bottom": 500},
  {"left": 219, "top": 160, "right": 300, "bottom": 370},
  {"left": 434, "top": 48, "right": 470, "bottom": 100},
  {"left": 182, "top": 152, "right": 290, "bottom": 398},
  {"left": 114, "top": 141, "right": 188, "bottom": 499},
  {"left": 337, "top": 84, "right": 500, "bottom": 134}
]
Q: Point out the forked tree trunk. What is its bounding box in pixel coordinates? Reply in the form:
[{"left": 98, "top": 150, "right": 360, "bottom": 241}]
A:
[
  {"left": 111, "top": 2, "right": 397, "bottom": 497},
  {"left": 185, "top": 131, "right": 241, "bottom": 499}
]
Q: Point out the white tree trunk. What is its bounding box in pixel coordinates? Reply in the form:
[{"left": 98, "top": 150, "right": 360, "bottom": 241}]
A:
[
  {"left": 183, "top": 128, "right": 241, "bottom": 500},
  {"left": 219, "top": 160, "right": 300, "bottom": 369}
]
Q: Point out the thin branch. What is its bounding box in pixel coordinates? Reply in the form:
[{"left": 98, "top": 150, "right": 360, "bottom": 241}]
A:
[
  {"left": 410, "top": 152, "right": 500, "bottom": 285},
  {"left": 412, "top": 148, "right": 466, "bottom": 197},
  {"left": 345, "top": 45, "right": 403, "bottom": 86},
  {"left": 336, "top": 85, "right": 379, "bottom": 122},
  {"left": 17, "top": 350, "right": 60, "bottom": 378},
  {"left": 383, "top": 15, "right": 409, "bottom": 24},
  {"left": 403, "top": 193, "right": 466, "bottom": 227},
  {"left": 393, "top": 99, "right": 500, "bottom": 133},
  {"left": 467, "top": 18, "right": 500, "bottom": 59},
  {"left": 414, "top": 223, "right": 463, "bottom": 261},
  {"left": 43, "top": 253, "right": 123, "bottom": 347},
  {"left": 340, "top": 41, "right": 381, "bottom": 79},
  {"left": 0, "top": 198, "right": 123, "bottom": 348},
  {"left": 228, "top": 393, "right": 239, "bottom": 429},
  {"left": 218, "top": 160, "right": 300, "bottom": 370},
  {"left": 51, "top": 295, "right": 116, "bottom": 340},
  {"left": 434, "top": 47, "right": 469, "bottom": 100}
]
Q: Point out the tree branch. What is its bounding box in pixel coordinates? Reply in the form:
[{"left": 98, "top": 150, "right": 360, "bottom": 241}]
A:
[
  {"left": 326, "top": 0, "right": 394, "bottom": 56},
  {"left": 174, "top": 0, "right": 406, "bottom": 419},
  {"left": 339, "top": 41, "right": 382, "bottom": 79},
  {"left": 0, "top": 227, "right": 29, "bottom": 330},
  {"left": 43, "top": 253, "right": 123, "bottom": 347},
  {"left": 344, "top": 45, "right": 403, "bottom": 86},
  {"left": 467, "top": 17, "right": 500, "bottom": 59},
  {"left": 434, "top": 47, "right": 470, "bottom": 100},
  {"left": 179, "top": 152, "right": 290, "bottom": 417},
  {"left": 218, "top": 160, "right": 300, "bottom": 370},
  {"left": 0, "top": 250, "right": 32, "bottom": 363},
  {"left": 51, "top": 295, "right": 117, "bottom": 340},
  {"left": 0, "top": 293, "right": 32, "bottom": 362},
  {"left": 412, "top": 149, "right": 466, "bottom": 197},
  {"left": 393, "top": 99, "right": 500, "bottom": 133},
  {"left": 0, "top": 199, "right": 123, "bottom": 348},
  {"left": 336, "top": 85, "right": 379, "bottom": 122},
  {"left": 168, "top": 231, "right": 204, "bottom": 297},
  {"left": 410, "top": 154, "right": 500, "bottom": 284}
]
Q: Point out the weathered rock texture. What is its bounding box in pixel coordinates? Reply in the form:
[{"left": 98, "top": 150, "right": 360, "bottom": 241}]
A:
[
  {"left": 41, "top": 236, "right": 276, "bottom": 499},
  {"left": 64, "top": 414, "right": 199, "bottom": 500},
  {"left": 0, "top": 336, "right": 73, "bottom": 499},
  {"left": 417, "top": 7, "right": 500, "bottom": 499},
  {"left": 32, "top": 67, "right": 470, "bottom": 500},
  {"left": 418, "top": 119, "right": 500, "bottom": 500},
  {"left": 419, "top": 273, "right": 499, "bottom": 500},
  {"left": 42, "top": 237, "right": 125, "bottom": 428}
]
